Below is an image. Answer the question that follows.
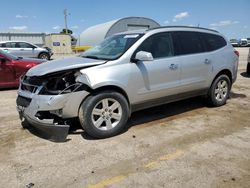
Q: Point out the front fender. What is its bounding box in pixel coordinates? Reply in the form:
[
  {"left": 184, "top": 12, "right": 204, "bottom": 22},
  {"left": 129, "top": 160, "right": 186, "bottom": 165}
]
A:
[{"left": 76, "top": 73, "right": 128, "bottom": 93}]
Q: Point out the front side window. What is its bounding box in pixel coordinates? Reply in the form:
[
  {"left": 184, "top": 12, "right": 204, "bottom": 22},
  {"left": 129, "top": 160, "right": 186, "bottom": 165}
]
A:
[
  {"left": 135, "top": 32, "right": 174, "bottom": 59},
  {"left": 81, "top": 34, "right": 143, "bottom": 60},
  {"left": 19, "top": 42, "right": 34, "bottom": 48}
]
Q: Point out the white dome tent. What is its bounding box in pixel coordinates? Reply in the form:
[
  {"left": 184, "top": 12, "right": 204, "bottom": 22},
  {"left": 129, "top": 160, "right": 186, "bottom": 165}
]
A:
[{"left": 79, "top": 17, "right": 160, "bottom": 46}]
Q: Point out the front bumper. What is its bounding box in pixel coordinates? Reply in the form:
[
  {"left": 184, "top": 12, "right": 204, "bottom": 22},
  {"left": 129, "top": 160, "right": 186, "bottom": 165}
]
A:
[
  {"left": 17, "top": 107, "right": 70, "bottom": 142},
  {"left": 16, "top": 89, "right": 89, "bottom": 142}
]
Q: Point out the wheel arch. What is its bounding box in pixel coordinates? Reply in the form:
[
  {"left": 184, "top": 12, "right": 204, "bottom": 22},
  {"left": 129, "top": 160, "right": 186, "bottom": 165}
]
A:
[
  {"left": 38, "top": 51, "right": 50, "bottom": 58},
  {"left": 213, "top": 69, "right": 233, "bottom": 85},
  {"left": 93, "top": 85, "right": 130, "bottom": 107},
  {"left": 78, "top": 84, "right": 131, "bottom": 117},
  {"left": 208, "top": 69, "right": 233, "bottom": 96}
]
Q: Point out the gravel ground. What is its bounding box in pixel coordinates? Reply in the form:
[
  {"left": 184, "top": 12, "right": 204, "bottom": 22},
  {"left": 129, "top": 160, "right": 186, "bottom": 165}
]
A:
[{"left": 0, "top": 48, "right": 249, "bottom": 188}]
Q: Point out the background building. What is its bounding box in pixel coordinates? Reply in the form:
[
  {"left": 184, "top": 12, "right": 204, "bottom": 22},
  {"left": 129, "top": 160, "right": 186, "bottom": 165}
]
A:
[
  {"left": 0, "top": 32, "right": 45, "bottom": 46},
  {"left": 79, "top": 17, "right": 160, "bottom": 46},
  {"left": 45, "top": 34, "right": 72, "bottom": 54}
]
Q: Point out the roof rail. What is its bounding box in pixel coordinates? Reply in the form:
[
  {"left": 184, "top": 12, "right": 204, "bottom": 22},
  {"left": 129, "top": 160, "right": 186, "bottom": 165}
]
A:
[{"left": 147, "top": 26, "right": 219, "bottom": 33}]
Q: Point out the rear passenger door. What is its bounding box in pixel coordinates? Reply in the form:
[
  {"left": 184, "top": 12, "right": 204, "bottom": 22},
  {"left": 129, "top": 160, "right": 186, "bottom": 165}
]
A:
[
  {"left": 4, "top": 42, "right": 22, "bottom": 57},
  {"left": 172, "top": 31, "right": 212, "bottom": 92}
]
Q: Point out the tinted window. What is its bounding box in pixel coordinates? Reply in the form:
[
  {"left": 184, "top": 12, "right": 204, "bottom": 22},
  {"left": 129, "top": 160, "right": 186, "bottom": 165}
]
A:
[
  {"left": 5, "top": 42, "right": 22, "bottom": 48},
  {"left": 201, "top": 33, "right": 227, "bottom": 51},
  {"left": 173, "top": 31, "right": 205, "bottom": 55},
  {"left": 6, "top": 42, "right": 15, "bottom": 48},
  {"left": 136, "top": 32, "right": 174, "bottom": 59},
  {"left": 0, "top": 43, "right": 6, "bottom": 47}
]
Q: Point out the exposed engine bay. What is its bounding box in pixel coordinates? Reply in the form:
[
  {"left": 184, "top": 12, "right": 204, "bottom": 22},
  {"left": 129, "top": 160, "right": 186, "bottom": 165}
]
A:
[{"left": 21, "top": 70, "right": 88, "bottom": 95}]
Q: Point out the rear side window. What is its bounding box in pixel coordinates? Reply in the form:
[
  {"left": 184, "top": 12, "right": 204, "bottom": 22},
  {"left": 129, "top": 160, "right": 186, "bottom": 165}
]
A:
[
  {"left": 200, "top": 33, "right": 227, "bottom": 51},
  {"left": 172, "top": 31, "right": 205, "bottom": 55},
  {"left": 5, "top": 42, "right": 18, "bottom": 48},
  {"left": 5, "top": 43, "right": 14, "bottom": 48},
  {"left": 136, "top": 32, "right": 174, "bottom": 59},
  {"left": 0, "top": 43, "right": 6, "bottom": 47}
]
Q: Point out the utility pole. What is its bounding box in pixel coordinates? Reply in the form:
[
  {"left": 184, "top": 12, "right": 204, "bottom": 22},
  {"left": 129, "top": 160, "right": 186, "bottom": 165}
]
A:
[{"left": 64, "top": 9, "right": 69, "bottom": 34}]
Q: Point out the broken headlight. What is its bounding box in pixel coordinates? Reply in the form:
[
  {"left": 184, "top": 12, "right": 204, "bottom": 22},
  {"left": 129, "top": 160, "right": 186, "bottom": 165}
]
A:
[{"left": 39, "top": 71, "right": 85, "bottom": 95}]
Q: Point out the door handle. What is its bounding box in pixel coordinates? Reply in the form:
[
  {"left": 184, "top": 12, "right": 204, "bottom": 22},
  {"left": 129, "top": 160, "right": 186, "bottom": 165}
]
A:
[
  {"left": 169, "top": 64, "right": 178, "bottom": 70},
  {"left": 20, "top": 49, "right": 24, "bottom": 51},
  {"left": 204, "top": 59, "right": 211, "bottom": 64}
]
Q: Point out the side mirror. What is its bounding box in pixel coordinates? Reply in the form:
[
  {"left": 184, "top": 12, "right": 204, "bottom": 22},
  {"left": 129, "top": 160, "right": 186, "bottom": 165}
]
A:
[{"left": 134, "top": 51, "right": 153, "bottom": 62}]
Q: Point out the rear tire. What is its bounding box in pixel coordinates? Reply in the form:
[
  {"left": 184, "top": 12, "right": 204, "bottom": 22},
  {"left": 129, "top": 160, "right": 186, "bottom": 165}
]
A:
[
  {"left": 38, "top": 52, "right": 50, "bottom": 60},
  {"left": 208, "top": 75, "right": 231, "bottom": 107},
  {"left": 78, "top": 91, "right": 129, "bottom": 138}
]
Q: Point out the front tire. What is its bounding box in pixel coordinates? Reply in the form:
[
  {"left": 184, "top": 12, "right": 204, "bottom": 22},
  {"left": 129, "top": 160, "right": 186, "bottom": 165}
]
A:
[
  {"left": 38, "top": 52, "right": 50, "bottom": 60},
  {"left": 208, "top": 75, "right": 231, "bottom": 107},
  {"left": 79, "top": 91, "right": 129, "bottom": 138}
]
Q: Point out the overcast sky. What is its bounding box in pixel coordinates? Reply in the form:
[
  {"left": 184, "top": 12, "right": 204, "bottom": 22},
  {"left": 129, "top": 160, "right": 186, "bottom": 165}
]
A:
[{"left": 0, "top": 0, "right": 249, "bottom": 39}]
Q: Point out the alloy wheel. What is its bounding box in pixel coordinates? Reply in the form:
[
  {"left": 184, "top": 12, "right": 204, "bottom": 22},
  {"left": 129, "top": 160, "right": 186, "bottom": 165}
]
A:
[
  {"left": 214, "top": 80, "right": 228, "bottom": 102},
  {"left": 91, "top": 98, "right": 122, "bottom": 130}
]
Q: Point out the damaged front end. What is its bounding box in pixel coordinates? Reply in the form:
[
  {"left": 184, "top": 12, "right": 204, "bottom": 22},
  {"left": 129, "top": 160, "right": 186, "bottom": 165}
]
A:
[{"left": 17, "top": 70, "right": 90, "bottom": 142}]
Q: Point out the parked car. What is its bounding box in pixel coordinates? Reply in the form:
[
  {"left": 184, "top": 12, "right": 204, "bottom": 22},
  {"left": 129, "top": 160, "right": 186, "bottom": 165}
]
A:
[
  {"left": 16, "top": 26, "right": 239, "bottom": 141},
  {"left": 239, "top": 39, "right": 248, "bottom": 47},
  {"left": 230, "top": 39, "right": 239, "bottom": 47},
  {"left": 247, "top": 48, "right": 250, "bottom": 74},
  {"left": 0, "top": 41, "right": 53, "bottom": 60},
  {"left": 0, "top": 50, "right": 45, "bottom": 88}
]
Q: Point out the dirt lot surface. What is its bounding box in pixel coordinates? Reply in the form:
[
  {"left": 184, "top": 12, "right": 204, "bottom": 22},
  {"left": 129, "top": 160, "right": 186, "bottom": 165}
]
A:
[{"left": 0, "top": 48, "right": 249, "bottom": 188}]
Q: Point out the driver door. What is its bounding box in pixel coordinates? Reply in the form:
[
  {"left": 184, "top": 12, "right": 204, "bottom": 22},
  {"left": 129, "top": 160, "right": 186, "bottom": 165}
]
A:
[
  {"left": 132, "top": 32, "right": 181, "bottom": 103},
  {"left": 18, "top": 42, "right": 36, "bottom": 58}
]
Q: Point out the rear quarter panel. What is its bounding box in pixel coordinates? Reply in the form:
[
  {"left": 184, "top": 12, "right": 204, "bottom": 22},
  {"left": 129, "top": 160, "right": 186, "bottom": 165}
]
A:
[{"left": 209, "top": 44, "right": 238, "bottom": 84}]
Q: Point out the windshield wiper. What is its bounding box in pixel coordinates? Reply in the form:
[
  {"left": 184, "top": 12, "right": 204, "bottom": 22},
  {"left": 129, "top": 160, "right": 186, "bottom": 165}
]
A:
[{"left": 82, "top": 55, "right": 100, "bottom": 59}]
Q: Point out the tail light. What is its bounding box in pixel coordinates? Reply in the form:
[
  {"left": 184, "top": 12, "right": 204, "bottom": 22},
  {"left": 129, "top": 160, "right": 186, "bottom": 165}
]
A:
[{"left": 234, "top": 50, "right": 239, "bottom": 57}]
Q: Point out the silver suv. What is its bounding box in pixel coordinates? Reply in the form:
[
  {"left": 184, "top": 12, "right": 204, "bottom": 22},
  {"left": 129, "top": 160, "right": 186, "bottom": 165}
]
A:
[
  {"left": 16, "top": 26, "right": 239, "bottom": 141},
  {"left": 0, "top": 41, "right": 52, "bottom": 60}
]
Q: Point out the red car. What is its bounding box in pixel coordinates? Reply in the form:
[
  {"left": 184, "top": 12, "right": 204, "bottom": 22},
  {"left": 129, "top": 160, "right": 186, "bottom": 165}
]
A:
[{"left": 0, "top": 50, "right": 45, "bottom": 88}]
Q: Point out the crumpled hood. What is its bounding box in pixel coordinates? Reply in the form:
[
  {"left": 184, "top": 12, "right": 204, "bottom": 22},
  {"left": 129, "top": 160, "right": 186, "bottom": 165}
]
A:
[{"left": 26, "top": 56, "right": 106, "bottom": 76}]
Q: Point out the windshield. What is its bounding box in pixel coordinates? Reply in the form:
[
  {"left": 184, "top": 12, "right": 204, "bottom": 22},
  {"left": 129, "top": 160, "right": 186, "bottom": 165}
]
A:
[
  {"left": 0, "top": 49, "right": 19, "bottom": 60},
  {"left": 81, "top": 33, "right": 143, "bottom": 60}
]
